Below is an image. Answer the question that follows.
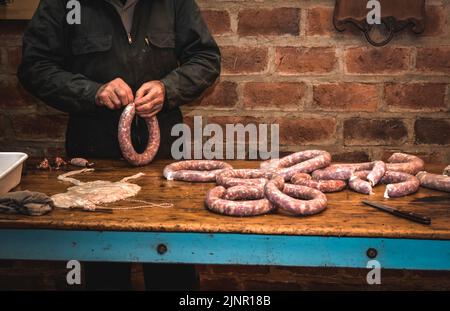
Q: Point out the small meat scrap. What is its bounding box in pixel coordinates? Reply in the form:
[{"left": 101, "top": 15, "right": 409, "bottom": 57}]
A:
[
  {"left": 70, "top": 158, "right": 95, "bottom": 168},
  {"left": 54, "top": 157, "right": 67, "bottom": 170},
  {"left": 443, "top": 165, "right": 450, "bottom": 176},
  {"left": 37, "top": 158, "right": 51, "bottom": 170}
]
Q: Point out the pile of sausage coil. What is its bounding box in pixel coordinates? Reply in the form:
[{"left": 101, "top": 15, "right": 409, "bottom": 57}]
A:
[{"left": 163, "top": 151, "right": 450, "bottom": 217}]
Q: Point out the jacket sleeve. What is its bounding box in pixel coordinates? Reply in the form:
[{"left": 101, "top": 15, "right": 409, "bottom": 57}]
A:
[
  {"left": 160, "top": 0, "right": 221, "bottom": 110},
  {"left": 17, "top": 0, "right": 102, "bottom": 114}
]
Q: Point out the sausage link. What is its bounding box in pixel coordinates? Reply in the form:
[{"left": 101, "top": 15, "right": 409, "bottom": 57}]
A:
[
  {"left": 163, "top": 160, "right": 233, "bottom": 182},
  {"left": 386, "top": 153, "right": 424, "bottom": 175},
  {"left": 416, "top": 171, "right": 450, "bottom": 193},
  {"left": 264, "top": 176, "right": 327, "bottom": 216},
  {"left": 223, "top": 185, "right": 265, "bottom": 200},
  {"left": 216, "top": 169, "right": 271, "bottom": 188},
  {"left": 311, "top": 165, "right": 356, "bottom": 180},
  {"left": 70, "top": 158, "right": 94, "bottom": 168},
  {"left": 312, "top": 161, "right": 385, "bottom": 184},
  {"left": 443, "top": 165, "right": 450, "bottom": 176},
  {"left": 291, "top": 173, "right": 346, "bottom": 193},
  {"left": 118, "top": 103, "right": 160, "bottom": 166},
  {"left": 348, "top": 171, "right": 374, "bottom": 195},
  {"left": 381, "top": 171, "right": 420, "bottom": 198},
  {"left": 205, "top": 186, "right": 274, "bottom": 216},
  {"left": 261, "top": 150, "right": 331, "bottom": 180},
  {"left": 348, "top": 170, "right": 419, "bottom": 197}
]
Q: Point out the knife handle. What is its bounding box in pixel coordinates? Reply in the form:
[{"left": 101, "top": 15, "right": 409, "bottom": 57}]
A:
[{"left": 392, "top": 209, "right": 431, "bottom": 225}]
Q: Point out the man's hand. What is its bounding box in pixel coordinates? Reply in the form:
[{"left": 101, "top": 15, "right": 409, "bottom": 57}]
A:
[
  {"left": 95, "top": 78, "right": 133, "bottom": 110},
  {"left": 134, "top": 80, "right": 165, "bottom": 118}
]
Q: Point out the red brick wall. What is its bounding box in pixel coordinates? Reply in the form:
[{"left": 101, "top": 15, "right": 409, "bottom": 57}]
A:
[{"left": 0, "top": 0, "right": 449, "bottom": 161}]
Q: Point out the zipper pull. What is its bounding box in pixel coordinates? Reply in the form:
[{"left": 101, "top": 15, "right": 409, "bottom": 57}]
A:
[
  {"left": 127, "top": 33, "right": 132, "bottom": 45},
  {"left": 145, "top": 36, "right": 150, "bottom": 46}
]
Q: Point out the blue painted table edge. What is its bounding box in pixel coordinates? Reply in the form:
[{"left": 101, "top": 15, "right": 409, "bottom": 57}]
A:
[{"left": 1, "top": 229, "right": 449, "bottom": 271}]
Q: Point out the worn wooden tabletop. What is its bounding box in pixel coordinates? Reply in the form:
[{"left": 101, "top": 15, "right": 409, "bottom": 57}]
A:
[{"left": 0, "top": 160, "right": 449, "bottom": 239}]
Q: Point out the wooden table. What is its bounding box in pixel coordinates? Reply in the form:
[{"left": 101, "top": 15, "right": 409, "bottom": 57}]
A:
[{"left": 1, "top": 160, "right": 449, "bottom": 271}]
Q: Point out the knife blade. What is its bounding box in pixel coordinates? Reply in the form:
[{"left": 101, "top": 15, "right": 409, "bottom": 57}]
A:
[
  {"left": 411, "top": 195, "right": 450, "bottom": 203},
  {"left": 362, "top": 200, "right": 431, "bottom": 225}
]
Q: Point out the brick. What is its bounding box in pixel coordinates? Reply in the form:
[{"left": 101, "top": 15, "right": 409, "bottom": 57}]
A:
[
  {"left": 207, "top": 265, "right": 270, "bottom": 275},
  {"left": 384, "top": 83, "right": 447, "bottom": 111},
  {"left": 193, "top": 81, "right": 237, "bottom": 108},
  {"left": 416, "top": 48, "right": 450, "bottom": 74},
  {"left": 201, "top": 10, "right": 231, "bottom": 35},
  {"left": 313, "top": 83, "right": 378, "bottom": 111},
  {"left": 272, "top": 117, "right": 336, "bottom": 145},
  {"left": 344, "top": 119, "right": 408, "bottom": 146},
  {"left": 345, "top": 47, "right": 411, "bottom": 74},
  {"left": 415, "top": 119, "right": 450, "bottom": 145},
  {"left": 238, "top": 8, "right": 300, "bottom": 36},
  {"left": 381, "top": 150, "right": 445, "bottom": 164},
  {"left": 243, "top": 82, "right": 306, "bottom": 110},
  {"left": 0, "top": 75, "right": 37, "bottom": 108},
  {"left": 306, "top": 7, "right": 334, "bottom": 36},
  {"left": 420, "top": 6, "right": 447, "bottom": 37},
  {"left": 6, "top": 46, "right": 21, "bottom": 74},
  {"left": 221, "top": 46, "right": 268, "bottom": 74},
  {"left": 0, "top": 21, "right": 27, "bottom": 47},
  {"left": 206, "top": 115, "right": 263, "bottom": 145},
  {"left": 332, "top": 151, "right": 370, "bottom": 163},
  {"left": 200, "top": 277, "right": 240, "bottom": 291},
  {"left": 241, "top": 280, "right": 304, "bottom": 291},
  {"left": 275, "top": 47, "right": 337, "bottom": 74},
  {"left": 11, "top": 114, "right": 67, "bottom": 141},
  {"left": 0, "top": 48, "right": 6, "bottom": 73}
]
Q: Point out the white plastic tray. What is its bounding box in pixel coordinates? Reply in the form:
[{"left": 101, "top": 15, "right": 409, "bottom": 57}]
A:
[{"left": 0, "top": 152, "right": 28, "bottom": 195}]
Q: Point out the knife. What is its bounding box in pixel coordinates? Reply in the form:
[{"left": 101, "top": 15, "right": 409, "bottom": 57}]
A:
[
  {"left": 362, "top": 200, "right": 431, "bottom": 225},
  {"left": 411, "top": 195, "right": 450, "bottom": 203}
]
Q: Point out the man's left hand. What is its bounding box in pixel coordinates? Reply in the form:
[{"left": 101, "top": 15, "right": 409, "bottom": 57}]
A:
[{"left": 134, "top": 80, "right": 165, "bottom": 118}]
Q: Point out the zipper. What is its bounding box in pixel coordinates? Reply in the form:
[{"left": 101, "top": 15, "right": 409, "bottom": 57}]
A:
[{"left": 127, "top": 33, "right": 133, "bottom": 45}]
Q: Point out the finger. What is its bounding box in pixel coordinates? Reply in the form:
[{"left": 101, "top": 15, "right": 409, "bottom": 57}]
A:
[
  {"left": 99, "top": 94, "right": 115, "bottom": 110},
  {"left": 114, "top": 87, "right": 129, "bottom": 107},
  {"left": 108, "top": 90, "right": 122, "bottom": 109},
  {"left": 135, "top": 89, "right": 160, "bottom": 107},
  {"left": 139, "top": 107, "right": 162, "bottom": 118},
  {"left": 136, "top": 101, "right": 163, "bottom": 115},
  {"left": 135, "top": 84, "right": 150, "bottom": 102},
  {"left": 115, "top": 80, "right": 134, "bottom": 105}
]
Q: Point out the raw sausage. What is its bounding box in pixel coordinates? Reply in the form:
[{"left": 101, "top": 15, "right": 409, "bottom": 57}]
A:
[
  {"left": 205, "top": 185, "right": 274, "bottom": 216},
  {"left": 70, "top": 158, "right": 94, "bottom": 168},
  {"left": 381, "top": 171, "right": 420, "bottom": 198},
  {"left": 118, "top": 103, "right": 160, "bottom": 166},
  {"left": 366, "top": 161, "right": 386, "bottom": 186},
  {"left": 163, "top": 160, "right": 233, "bottom": 182},
  {"left": 312, "top": 161, "right": 385, "bottom": 185},
  {"left": 311, "top": 165, "right": 356, "bottom": 180},
  {"left": 348, "top": 171, "right": 374, "bottom": 195},
  {"left": 261, "top": 150, "right": 331, "bottom": 180},
  {"left": 223, "top": 185, "right": 265, "bottom": 201},
  {"left": 264, "top": 176, "right": 327, "bottom": 216},
  {"left": 386, "top": 153, "right": 424, "bottom": 175},
  {"left": 290, "top": 173, "right": 346, "bottom": 193},
  {"left": 216, "top": 169, "right": 271, "bottom": 188},
  {"left": 416, "top": 171, "right": 450, "bottom": 193},
  {"left": 348, "top": 170, "right": 420, "bottom": 197},
  {"left": 443, "top": 165, "right": 450, "bottom": 176}
]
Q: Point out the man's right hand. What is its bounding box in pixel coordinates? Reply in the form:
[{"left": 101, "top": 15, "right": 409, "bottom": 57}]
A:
[{"left": 95, "top": 78, "right": 134, "bottom": 110}]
